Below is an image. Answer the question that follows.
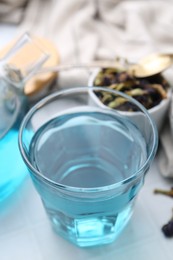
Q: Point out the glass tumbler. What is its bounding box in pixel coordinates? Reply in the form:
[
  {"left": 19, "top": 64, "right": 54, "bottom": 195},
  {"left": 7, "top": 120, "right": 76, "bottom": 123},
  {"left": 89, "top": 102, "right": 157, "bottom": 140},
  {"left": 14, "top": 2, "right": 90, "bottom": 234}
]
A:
[{"left": 18, "top": 86, "right": 158, "bottom": 247}]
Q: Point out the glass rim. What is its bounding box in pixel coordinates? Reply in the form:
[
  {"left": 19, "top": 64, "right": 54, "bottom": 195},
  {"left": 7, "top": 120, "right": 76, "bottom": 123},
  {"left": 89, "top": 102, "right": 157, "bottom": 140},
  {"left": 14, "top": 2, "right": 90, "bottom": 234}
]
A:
[{"left": 18, "top": 86, "right": 158, "bottom": 193}]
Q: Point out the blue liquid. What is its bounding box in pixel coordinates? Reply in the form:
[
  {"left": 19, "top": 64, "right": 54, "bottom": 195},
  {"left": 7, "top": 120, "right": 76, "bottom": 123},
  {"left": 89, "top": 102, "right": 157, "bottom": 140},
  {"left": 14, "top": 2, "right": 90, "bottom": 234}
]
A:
[
  {"left": 0, "top": 129, "right": 27, "bottom": 202},
  {"left": 30, "top": 111, "right": 147, "bottom": 247}
]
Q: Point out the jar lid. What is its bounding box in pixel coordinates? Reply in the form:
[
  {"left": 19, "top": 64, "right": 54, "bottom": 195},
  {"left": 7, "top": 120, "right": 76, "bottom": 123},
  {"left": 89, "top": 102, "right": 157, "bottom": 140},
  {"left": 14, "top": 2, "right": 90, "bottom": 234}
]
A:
[{"left": 0, "top": 34, "right": 60, "bottom": 97}]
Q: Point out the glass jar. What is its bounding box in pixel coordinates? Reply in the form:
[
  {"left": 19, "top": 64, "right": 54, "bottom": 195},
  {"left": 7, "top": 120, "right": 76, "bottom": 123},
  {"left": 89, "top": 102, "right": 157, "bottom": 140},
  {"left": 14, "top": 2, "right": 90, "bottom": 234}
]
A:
[{"left": 0, "top": 33, "right": 49, "bottom": 202}]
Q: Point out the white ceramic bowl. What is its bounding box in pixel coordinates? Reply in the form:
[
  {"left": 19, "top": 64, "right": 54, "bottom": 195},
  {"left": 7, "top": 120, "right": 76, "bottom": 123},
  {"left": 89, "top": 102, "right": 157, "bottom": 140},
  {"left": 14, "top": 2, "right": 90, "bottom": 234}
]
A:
[{"left": 88, "top": 69, "right": 172, "bottom": 132}]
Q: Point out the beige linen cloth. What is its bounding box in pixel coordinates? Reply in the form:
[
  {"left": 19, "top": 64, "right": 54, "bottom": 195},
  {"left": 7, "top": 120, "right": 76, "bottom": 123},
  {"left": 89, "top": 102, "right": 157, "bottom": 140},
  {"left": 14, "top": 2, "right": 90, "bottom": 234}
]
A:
[{"left": 1, "top": 0, "right": 173, "bottom": 177}]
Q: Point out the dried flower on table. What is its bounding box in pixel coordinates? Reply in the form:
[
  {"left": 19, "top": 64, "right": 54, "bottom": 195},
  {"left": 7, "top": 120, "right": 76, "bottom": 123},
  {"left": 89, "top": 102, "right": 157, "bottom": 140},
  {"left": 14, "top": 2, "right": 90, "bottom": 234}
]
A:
[
  {"left": 162, "top": 211, "right": 173, "bottom": 238},
  {"left": 154, "top": 187, "right": 173, "bottom": 198},
  {"left": 154, "top": 187, "right": 173, "bottom": 238}
]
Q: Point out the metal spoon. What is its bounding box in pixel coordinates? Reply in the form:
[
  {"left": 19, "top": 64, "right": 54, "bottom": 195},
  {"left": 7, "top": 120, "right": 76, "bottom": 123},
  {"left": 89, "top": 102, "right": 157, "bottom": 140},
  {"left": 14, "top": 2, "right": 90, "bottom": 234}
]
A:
[
  {"left": 128, "top": 53, "right": 173, "bottom": 78},
  {"left": 34, "top": 59, "right": 125, "bottom": 74},
  {"left": 24, "top": 53, "right": 173, "bottom": 86}
]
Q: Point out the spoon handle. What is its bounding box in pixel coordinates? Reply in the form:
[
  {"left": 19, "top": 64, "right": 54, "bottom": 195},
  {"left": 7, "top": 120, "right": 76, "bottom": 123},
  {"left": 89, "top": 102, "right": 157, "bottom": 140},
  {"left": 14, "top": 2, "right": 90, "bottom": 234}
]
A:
[{"left": 36, "top": 60, "right": 126, "bottom": 74}]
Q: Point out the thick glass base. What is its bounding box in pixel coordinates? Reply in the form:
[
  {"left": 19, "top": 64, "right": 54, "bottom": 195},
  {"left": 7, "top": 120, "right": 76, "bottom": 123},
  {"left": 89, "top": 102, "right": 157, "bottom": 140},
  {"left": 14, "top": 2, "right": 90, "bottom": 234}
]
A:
[{"left": 48, "top": 202, "right": 134, "bottom": 247}]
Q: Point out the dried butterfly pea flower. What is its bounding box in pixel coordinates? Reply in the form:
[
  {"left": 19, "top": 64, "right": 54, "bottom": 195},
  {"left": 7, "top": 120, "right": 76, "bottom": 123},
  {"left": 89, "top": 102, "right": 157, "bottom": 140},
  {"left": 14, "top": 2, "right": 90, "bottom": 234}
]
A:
[
  {"left": 161, "top": 209, "right": 173, "bottom": 238},
  {"left": 162, "top": 217, "right": 173, "bottom": 238},
  {"left": 101, "top": 93, "right": 113, "bottom": 103},
  {"left": 154, "top": 187, "right": 173, "bottom": 198},
  {"left": 125, "top": 88, "right": 147, "bottom": 96},
  {"left": 149, "top": 84, "right": 167, "bottom": 99},
  {"left": 154, "top": 188, "right": 173, "bottom": 238},
  {"left": 93, "top": 68, "right": 170, "bottom": 111},
  {"left": 108, "top": 97, "right": 127, "bottom": 109}
]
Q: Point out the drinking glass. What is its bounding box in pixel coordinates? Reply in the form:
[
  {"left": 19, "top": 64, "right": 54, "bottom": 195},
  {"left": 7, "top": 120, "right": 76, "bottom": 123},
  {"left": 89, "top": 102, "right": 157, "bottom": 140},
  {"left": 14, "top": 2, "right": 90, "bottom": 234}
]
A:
[{"left": 18, "top": 86, "right": 158, "bottom": 247}]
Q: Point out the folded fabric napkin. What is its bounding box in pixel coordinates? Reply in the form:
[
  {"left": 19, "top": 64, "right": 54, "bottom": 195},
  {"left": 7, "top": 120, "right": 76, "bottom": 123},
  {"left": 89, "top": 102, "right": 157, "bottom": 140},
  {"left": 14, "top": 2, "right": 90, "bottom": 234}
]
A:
[
  {"left": 157, "top": 95, "right": 173, "bottom": 178},
  {"left": 158, "top": 123, "right": 173, "bottom": 178},
  {"left": 0, "top": 0, "right": 28, "bottom": 24},
  {"left": 2, "top": 0, "right": 173, "bottom": 63},
  {"left": 1, "top": 0, "right": 173, "bottom": 177}
]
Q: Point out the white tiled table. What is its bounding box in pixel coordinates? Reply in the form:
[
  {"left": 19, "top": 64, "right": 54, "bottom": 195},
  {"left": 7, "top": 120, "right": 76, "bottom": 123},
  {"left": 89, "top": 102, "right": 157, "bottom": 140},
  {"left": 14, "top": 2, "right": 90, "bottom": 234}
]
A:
[{"left": 0, "top": 24, "right": 173, "bottom": 260}]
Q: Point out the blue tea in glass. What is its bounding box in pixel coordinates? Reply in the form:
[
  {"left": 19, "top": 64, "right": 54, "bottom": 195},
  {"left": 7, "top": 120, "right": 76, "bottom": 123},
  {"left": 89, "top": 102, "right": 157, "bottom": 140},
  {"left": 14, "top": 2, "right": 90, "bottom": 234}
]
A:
[{"left": 19, "top": 87, "right": 158, "bottom": 247}]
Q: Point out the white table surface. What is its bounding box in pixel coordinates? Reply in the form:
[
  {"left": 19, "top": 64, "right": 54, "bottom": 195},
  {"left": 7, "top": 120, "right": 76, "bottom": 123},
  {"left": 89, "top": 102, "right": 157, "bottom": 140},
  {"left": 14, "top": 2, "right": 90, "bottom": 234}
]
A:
[{"left": 0, "top": 24, "right": 173, "bottom": 260}]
